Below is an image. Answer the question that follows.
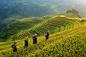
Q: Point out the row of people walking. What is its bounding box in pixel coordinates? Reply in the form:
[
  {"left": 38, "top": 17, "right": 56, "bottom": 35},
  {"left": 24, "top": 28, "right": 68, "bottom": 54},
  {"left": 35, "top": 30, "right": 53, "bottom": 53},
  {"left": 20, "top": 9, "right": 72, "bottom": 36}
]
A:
[{"left": 11, "top": 31, "right": 49, "bottom": 52}]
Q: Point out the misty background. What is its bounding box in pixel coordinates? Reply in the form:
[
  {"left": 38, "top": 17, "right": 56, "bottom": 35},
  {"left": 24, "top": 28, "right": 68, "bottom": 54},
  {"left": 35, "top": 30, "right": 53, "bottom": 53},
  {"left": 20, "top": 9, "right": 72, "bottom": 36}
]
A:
[{"left": 0, "top": 0, "right": 86, "bottom": 29}]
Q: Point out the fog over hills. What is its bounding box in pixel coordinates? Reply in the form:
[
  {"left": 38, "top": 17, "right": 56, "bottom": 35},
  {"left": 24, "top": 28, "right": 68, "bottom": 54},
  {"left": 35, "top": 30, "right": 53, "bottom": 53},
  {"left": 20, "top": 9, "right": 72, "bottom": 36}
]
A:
[
  {"left": 0, "top": 0, "right": 55, "bottom": 29},
  {"left": 0, "top": 0, "right": 86, "bottom": 29},
  {"left": 30, "top": 0, "right": 86, "bottom": 17}
]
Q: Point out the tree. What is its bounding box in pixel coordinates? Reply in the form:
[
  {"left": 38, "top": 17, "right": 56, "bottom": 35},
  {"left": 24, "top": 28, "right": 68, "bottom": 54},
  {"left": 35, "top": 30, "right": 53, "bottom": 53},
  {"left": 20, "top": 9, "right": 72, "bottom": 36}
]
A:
[
  {"left": 66, "top": 10, "right": 72, "bottom": 14},
  {"left": 72, "top": 9, "right": 79, "bottom": 15},
  {"left": 66, "top": 9, "right": 82, "bottom": 18}
]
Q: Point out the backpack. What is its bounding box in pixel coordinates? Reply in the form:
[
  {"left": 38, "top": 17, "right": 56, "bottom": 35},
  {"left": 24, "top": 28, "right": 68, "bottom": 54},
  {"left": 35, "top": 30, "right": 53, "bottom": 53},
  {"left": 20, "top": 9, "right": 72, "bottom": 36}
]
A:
[
  {"left": 11, "top": 45, "right": 14, "bottom": 48},
  {"left": 33, "top": 36, "right": 35, "bottom": 41}
]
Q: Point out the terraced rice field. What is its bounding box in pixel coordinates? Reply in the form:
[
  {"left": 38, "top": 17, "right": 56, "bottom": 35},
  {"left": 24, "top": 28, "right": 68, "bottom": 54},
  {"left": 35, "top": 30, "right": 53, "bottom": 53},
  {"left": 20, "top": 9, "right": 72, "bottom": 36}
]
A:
[
  {"left": 0, "top": 15, "right": 86, "bottom": 57},
  {"left": 14, "top": 16, "right": 86, "bottom": 40},
  {"left": 0, "top": 22, "right": 86, "bottom": 57}
]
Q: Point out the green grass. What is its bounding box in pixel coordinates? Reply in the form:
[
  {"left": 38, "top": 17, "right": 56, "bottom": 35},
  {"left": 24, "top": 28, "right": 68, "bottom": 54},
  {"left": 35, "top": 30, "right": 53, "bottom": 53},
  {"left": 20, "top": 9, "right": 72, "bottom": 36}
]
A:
[
  {"left": 0, "top": 22, "right": 86, "bottom": 57},
  {"left": 0, "top": 17, "right": 45, "bottom": 41},
  {"left": 14, "top": 15, "right": 84, "bottom": 41},
  {"left": 0, "top": 16, "right": 86, "bottom": 57},
  {"left": 0, "top": 13, "right": 82, "bottom": 42},
  {"left": 0, "top": 39, "right": 6, "bottom": 42},
  {"left": 56, "top": 13, "right": 79, "bottom": 18},
  {"left": 0, "top": 4, "right": 86, "bottom": 57}
]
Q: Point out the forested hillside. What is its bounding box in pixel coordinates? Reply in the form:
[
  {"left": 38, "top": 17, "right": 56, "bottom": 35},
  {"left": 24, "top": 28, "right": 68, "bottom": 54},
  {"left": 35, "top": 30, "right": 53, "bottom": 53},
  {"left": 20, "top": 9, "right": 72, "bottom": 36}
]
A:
[
  {"left": 0, "top": 1, "right": 55, "bottom": 29},
  {"left": 29, "top": 0, "right": 86, "bottom": 18},
  {"left": 0, "top": 1, "right": 55, "bottom": 20},
  {"left": 0, "top": 0, "right": 86, "bottom": 30}
]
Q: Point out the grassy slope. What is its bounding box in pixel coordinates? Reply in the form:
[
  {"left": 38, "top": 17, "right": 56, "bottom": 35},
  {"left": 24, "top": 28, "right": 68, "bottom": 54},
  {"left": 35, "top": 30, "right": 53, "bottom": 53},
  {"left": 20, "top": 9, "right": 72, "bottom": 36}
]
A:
[
  {"left": 0, "top": 14, "right": 86, "bottom": 56},
  {"left": 0, "top": 22, "right": 86, "bottom": 57},
  {"left": 0, "top": 17, "right": 45, "bottom": 42},
  {"left": 0, "top": 13, "right": 78, "bottom": 42},
  {"left": 14, "top": 14, "right": 83, "bottom": 40},
  {"left": 1, "top": 13, "right": 85, "bottom": 42},
  {"left": 56, "top": 13, "right": 79, "bottom": 18}
]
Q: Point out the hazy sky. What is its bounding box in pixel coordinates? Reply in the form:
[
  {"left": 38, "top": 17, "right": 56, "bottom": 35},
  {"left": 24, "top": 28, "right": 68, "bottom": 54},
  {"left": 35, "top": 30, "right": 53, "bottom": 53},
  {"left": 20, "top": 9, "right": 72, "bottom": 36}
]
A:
[{"left": 71, "top": 0, "right": 86, "bottom": 6}]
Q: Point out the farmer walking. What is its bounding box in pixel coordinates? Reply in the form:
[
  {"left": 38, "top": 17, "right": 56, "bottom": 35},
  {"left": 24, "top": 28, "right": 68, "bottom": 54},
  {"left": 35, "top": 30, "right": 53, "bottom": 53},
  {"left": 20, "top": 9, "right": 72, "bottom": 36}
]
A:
[
  {"left": 33, "top": 33, "right": 37, "bottom": 44},
  {"left": 45, "top": 31, "right": 49, "bottom": 40},
  {"left": 24, "top": 37, "right": 29, "bottom": 48},
  {"left": 11, "top": 41, "right": 17, "bottom": 52}
]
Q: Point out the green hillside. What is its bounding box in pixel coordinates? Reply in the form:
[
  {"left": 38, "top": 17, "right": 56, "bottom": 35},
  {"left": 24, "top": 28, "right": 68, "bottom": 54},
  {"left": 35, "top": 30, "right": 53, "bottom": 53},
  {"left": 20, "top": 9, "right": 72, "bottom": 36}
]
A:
[
  {"left": 0, "top": 13, "right": 79, "bottom": 41},
  {"left": 0, "top": 1, "right": 55, "bottom": 30},
  {"left": 13, "top": 14, "right": 83, "bottom": 40},
  {"left": 0, "top": 21, "right": 86, "bottom": 57},
  {"left": 0, "top": 13, "right": 84, "bottom": 42},
  {"left": 0, "top": 14, "right": 86, "bottom": 57},
  {"left": 1, "top": 0, "right": 86, "bottom": 30},
  {"left": 0, "top": 0, "right": 86, "bottom": 57},
  {"left": 0, "top": 17, "right": 45, "bottom": 42}
]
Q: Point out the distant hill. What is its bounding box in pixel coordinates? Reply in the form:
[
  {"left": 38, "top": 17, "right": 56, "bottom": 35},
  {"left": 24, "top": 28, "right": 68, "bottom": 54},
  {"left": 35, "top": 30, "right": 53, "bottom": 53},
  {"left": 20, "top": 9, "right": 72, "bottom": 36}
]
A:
[
  {"left": 29, "top": 0, "right": 86, "bottom": 18},
  {"left": 0, "top": 1, "right": 55, "bottom": 20},
  {"left": 0, "top": 0, "right": 86, "bottom": 30},
  {"left": 0, "top": 1, "right": 55, "bottom": 29}
]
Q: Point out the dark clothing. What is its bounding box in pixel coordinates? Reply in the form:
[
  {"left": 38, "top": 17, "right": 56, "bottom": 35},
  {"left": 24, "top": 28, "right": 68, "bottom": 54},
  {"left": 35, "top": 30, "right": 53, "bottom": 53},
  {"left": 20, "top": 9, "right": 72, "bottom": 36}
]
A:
[
  {"left": 24, "top": 40, "right": 28, "bottom": 48},
  {"left": 46, "top": 36, "right": 48, "bottom": 39},
  {"left": 33, "top": 36, "right": 37, "bottom": 44},
  {"left": 47, "top": 33, "right": 49, "bottom": 36},
  {"left": 25, "top": 40, "right": 28, "bottom": 46},
  {"left": 46, "top": 32, "right": 49, "bottom": 39},
  {"left": 13, "top": 44, "right": 17, "bottom": 52}
]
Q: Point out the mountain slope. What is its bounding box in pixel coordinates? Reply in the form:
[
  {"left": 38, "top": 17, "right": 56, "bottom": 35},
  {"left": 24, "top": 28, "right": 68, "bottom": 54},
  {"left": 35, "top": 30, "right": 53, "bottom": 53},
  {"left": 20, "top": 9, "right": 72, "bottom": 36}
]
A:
[
  {"left": 14, "top": 14, "right": 83, "bottom": 40},
  {"left": 0, "top": 1, "right": 55, "bottom": 20},
  {"left": 29, "top": 0, "right": 86, "bottom": 18},
  {"left": 0, "top": 1, "right": 55, "bottom": 29},
  {"left": 0, "top": 21, "right": 86, "bottom": 57},
  {"left": 0, "top": 13, "right": 78, "bottom": 41},
  {"left": 0, "top": 17, "right": 45, "bottom": 42},
  {"left": 0, "top": 0, "right": 86, "bottom": 30},
  {"left": 0, "top": 13, "right": 84, "bottom": 42}
]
